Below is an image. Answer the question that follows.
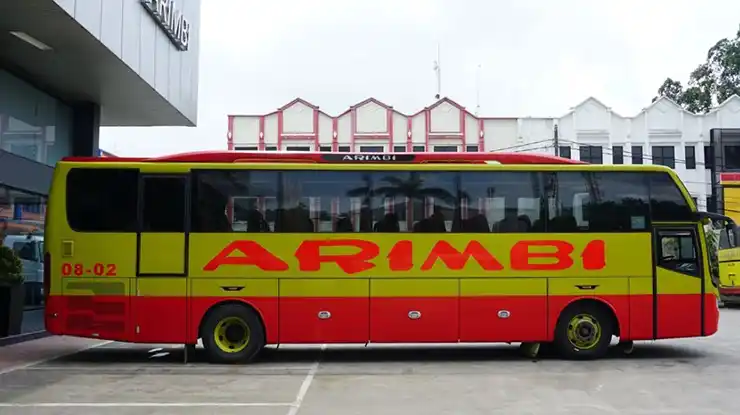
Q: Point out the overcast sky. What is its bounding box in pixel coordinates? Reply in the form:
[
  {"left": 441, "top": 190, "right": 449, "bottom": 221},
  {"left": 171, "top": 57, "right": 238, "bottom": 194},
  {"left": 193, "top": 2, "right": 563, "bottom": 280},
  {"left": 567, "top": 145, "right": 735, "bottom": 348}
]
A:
[{"left": 100, "top": 0, "right": 740, "bottom": 156}]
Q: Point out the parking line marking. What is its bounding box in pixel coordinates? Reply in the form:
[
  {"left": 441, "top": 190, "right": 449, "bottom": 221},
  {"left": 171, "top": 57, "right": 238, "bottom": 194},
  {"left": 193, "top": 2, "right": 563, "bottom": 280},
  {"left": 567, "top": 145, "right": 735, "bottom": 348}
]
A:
[
  {"left": 0, "top": 402, "right": 294, "bottom": 408},
  {"left": 0, "top": 340, "right": 113, "bottom": 376},
  {"left": 21, "top": 365, "right": 316, "bottom": 371},
  {"left": 287, "top": 344, "right": 326, "bottom": 415}
]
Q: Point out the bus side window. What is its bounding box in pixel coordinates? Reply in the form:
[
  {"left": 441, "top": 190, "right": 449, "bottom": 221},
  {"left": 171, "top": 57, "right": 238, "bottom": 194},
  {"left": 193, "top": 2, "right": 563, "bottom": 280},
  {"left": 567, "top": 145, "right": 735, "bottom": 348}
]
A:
[
  {"left": 658, "top": 231, "right": 699, "bottom": 277},
  {"left": 66, "top": 168, "right": 139, "bottom": 232},
  {"left": 141, "top": 177, "right": 186, "bottom": 232}
]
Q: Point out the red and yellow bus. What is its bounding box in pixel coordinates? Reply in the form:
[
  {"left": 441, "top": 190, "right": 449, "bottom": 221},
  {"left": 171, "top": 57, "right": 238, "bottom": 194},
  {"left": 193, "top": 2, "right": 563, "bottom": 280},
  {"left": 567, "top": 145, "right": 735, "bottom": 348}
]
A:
[
  {"left": 43, "top": 151, "right": 737, "bottom": 362},
  {"left": 717, "top": 173, "right": 740, "bottom": 305}
]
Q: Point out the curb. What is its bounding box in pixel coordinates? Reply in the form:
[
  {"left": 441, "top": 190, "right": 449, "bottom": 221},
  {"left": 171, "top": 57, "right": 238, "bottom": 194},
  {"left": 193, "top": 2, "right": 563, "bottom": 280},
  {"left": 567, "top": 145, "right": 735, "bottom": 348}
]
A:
[{"left": 0, "top": 330, "right": 50, "bottom": 347}]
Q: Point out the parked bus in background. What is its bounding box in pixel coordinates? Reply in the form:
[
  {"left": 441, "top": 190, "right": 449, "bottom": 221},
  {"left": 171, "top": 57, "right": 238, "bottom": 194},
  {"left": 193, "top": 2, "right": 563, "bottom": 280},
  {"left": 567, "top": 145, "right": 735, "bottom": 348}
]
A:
[
  {"left": 43, "top": 151, "right": 737, "bottom": 363},
  {"left": 717, "top": 228, "right": 740, "bottom": 306},
  {"left": 715, "top": 173, "right": 740, "bottom": 306}
]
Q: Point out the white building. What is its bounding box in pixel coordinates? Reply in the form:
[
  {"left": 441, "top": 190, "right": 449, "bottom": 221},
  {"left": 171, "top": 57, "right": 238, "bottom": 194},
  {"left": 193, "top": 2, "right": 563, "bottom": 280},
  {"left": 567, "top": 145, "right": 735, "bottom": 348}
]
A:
[{"left": 227, "top": 95, "right": 740, "bottom": 213}]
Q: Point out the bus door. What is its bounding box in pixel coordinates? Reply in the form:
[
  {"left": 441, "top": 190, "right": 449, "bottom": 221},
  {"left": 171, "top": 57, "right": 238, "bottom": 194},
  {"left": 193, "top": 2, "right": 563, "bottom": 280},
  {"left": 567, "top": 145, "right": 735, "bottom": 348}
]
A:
[
  {"left": 133, "top": 173, "right": 190, "bottom": 343},
  {"left": 653, "top": 226, "right": 703, "bottom": 339}
]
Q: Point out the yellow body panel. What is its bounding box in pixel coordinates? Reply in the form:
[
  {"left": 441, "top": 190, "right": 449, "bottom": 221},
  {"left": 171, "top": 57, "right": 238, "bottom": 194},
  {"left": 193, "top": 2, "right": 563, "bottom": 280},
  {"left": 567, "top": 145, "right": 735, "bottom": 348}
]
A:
[
  {"left": 139, "top": 233, "right": 185, "bottom": 274},
  {"left": 52, "top": 234, "right": 136, "bottom": 296},
  {"left": 136, "top": 277, "right": 186, "bottom": 297},
  {"left": 629, "top": 277, "right": 653, "bottom": 296},
  {"left": 280, "top": 279, "right": 369, "bottom": 297},
  {"left": 656, "top": 268, "right": 701, "bottom": 295},
  {"left": 548, "top": 277, "right": 629, "bottom": 296},
  {"left": 190, "top": 278, "right": 279, "bottom": 297},
  {"left": 460, "top": 278, "right": 547, "bottom": 296},
  {"left": 719, "top": 261, "right": 739, "bottom": 288},
  {"left": 62, "top": 277, "right": 129, "bottom": 296},
  {"left": 719, "top": 247, "right": 740, "bottom": 288},
  {"left": 722, "top": 187, "right": 740, "bottom": 227},
  {"left": 190, "top": 233, "right": 652, "bottom": 279}
]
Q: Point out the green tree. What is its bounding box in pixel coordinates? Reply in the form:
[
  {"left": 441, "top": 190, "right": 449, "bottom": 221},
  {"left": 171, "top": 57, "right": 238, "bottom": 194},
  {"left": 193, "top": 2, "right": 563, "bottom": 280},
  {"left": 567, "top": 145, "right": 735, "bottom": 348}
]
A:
[{"left": 653, "top": 25, "right": 740, "bottom": 113}]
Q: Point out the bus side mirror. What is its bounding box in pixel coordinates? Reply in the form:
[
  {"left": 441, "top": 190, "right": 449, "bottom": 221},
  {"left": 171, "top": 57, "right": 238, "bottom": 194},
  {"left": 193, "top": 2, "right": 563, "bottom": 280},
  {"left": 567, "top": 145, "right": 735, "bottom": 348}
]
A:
[{"left": 726, "top": 224, "right": 739, "bottom": 248}]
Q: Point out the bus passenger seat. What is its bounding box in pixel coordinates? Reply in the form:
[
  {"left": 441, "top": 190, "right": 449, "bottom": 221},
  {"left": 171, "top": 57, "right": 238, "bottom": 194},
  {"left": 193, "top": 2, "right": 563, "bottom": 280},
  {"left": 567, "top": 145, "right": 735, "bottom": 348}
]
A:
[
  {"left": 335, "top": 215, "right": 354, "bottom": 232},
  {"left": 245, "top": 210, "right": 269, "bottom": 232},
  {"left": 548, "top": 216, "right": 578, "bottom": 232},
  {"left": 464, "top": 214, "right": 490, "bottom": 233},
  {"left": 374, "top": 213, "right": 400, "bottom": 232}
]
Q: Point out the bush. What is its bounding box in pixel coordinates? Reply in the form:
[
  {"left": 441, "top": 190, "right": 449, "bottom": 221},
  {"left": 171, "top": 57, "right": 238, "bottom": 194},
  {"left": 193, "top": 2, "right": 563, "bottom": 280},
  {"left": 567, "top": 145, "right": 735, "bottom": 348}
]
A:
[{"left": 0, "top": 245, "right": 23, "bottom": 285}]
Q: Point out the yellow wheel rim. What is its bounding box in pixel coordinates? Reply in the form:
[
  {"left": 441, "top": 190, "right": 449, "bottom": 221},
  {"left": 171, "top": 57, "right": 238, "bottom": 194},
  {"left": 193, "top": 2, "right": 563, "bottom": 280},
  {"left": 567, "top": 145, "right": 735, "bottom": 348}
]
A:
[
  {"left": 566, "top": 314, "right": 602, "bottom": 350},
  {"left": 213, "top": 316, "right": 250, "bottom": 353}
]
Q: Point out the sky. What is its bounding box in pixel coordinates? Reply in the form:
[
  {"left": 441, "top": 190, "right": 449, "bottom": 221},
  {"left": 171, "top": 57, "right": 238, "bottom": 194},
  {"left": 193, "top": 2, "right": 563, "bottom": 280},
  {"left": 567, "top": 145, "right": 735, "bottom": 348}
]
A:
[{"left": 100, "top": 0, "right": 740, "bottom": 156}]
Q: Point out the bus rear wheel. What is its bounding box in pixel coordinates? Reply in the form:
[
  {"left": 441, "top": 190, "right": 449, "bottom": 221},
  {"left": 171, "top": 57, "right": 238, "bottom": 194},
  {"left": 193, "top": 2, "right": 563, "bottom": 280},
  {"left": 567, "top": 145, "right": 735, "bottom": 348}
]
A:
[
  {"left": 201, "top": 304, "right": 265, "bottom": 364},
  {"left": 553, "top": 303, "right": 613, "bottom": 360}
]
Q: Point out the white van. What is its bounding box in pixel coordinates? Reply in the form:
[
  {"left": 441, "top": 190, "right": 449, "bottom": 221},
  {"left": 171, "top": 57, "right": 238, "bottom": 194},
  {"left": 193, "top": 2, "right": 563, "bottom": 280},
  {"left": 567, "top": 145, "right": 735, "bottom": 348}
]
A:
[{"left": 2, "top": 234, "right": 44, "bottom": 306}]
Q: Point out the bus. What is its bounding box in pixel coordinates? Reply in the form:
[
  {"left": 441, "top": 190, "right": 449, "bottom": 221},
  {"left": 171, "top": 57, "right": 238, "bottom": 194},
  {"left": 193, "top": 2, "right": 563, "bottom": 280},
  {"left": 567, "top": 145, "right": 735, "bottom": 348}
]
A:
[
  {"left": 43, "top": 151, "right": 737, "bottom": 363},
  {"left": 718, "top": 228, "right": 740, "bottom": 306},
  {"left": 717, "top": 173, "right": 740, "bottom": 306}
]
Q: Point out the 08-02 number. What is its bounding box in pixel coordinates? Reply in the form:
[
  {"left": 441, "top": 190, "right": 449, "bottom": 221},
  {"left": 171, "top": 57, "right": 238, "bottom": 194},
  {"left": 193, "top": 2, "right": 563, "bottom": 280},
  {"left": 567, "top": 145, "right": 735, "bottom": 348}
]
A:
[{"left": 60, "top": 263, "right": 117, "bottom": 277}]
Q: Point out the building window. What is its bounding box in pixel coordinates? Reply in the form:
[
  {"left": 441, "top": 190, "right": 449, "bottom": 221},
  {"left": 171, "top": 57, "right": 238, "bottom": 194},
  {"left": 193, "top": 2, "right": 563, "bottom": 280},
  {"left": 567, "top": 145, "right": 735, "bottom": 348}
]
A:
[
  {"left": 319, "top": 146, "right": 332, "bottom": 152},
  {"left": 579, "top": 146, "right": 603, "bottom": 164},
  {"left": 466, "top": 145, "right": 479, "bottom": 152},
  {"left": 652, "top": 146, "right": 675, "bottom": 169},
  {"left": 0, "top": 185, "right": 47, "bottom": 309},
  {"left": 612, "top": 146, "right": 624, "bottom": 164},
  {"left": 412, "top": 145, "right": 425, "bottom": 152},
  {"left": 725, "top": 145, "right": 740, "bottom": 170},
  {"left": 704, "top": 145, "right": 714, "bottom": 169},
  {"left": 558, "top": 146, "right": 571, "bottom": 159},
  {"left": 359, "top": 146, "right": 384, "bottom": 153},
  {"left": 393, "top": 146, "right": 406, "bottom": 152},
  {"left": 338, "top": 146, "right": 350, "bottom": 152},
  {"left": 433, "top": 145, "right": 458, "bottom": 152},
  {"left": 286, "top": 146, "right": 311, "bottom": 151},
  {"left": 631, "top": 146, "right": 643, "bottom": 164},
  {"left": 685, "top": 146, "right": 696, "bottom": 169},
  {"left": 265, "top": 146, "right": 277, "bottom": 151},
  {"left": 235, "top": 146, "right": 258, "bottom": 151},
  {"left": 0, "top": 70, "right": 73, "bottom": 166}
]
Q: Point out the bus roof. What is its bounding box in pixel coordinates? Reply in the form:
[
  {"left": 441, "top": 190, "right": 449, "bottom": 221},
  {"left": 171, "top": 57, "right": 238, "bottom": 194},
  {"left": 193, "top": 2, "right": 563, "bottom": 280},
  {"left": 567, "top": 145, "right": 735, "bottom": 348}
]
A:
[{"left": 62, "top": 151, "right": 585, "bottom": 165}]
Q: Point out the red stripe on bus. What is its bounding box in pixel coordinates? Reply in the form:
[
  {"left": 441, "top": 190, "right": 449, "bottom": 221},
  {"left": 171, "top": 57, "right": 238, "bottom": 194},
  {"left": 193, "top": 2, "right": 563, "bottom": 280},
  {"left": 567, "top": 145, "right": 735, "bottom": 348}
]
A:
[{"left": 45, "top": 293, "right": 714, "bottom": 345}]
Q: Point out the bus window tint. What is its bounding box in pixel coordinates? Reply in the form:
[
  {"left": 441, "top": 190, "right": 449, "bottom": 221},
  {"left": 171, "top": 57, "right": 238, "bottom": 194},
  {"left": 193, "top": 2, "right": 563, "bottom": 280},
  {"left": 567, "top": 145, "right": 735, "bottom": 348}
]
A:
[
  {"left": 545, "top": 172, "right": 650, "bottom": 232},
  {"left": 191, "top": 170, "right": 278, "bottom": 232},
  {"left": 279, "top": 171, "right": 369, "bottom": 232},
  {"left": 649, "top": 172, "right": 693, "bottom": 222},
  {"left": 374, "top": 171, "right": 457, "bottom": 232},
  {"left": 141, "top": 176, "right": 186, "bottom": 232},
  {"left": 458, "top": 172, "right": 542, "bottom": 233},
  {"left": 66, "top": 168, "right": 138, "bottom": 232}
]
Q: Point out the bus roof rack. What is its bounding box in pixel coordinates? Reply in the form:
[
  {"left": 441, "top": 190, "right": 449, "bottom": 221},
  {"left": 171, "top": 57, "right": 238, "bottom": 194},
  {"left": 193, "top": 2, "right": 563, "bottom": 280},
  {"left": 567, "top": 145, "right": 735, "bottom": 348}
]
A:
[{"left": 62, "top": 151, "right": 585, "bottom": 165}]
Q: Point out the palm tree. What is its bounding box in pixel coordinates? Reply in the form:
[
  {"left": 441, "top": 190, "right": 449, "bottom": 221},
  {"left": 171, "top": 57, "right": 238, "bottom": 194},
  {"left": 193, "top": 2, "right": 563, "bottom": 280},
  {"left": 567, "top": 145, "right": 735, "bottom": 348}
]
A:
[{"left": 373, "top": 172, "right": 456, "bottom": 205}]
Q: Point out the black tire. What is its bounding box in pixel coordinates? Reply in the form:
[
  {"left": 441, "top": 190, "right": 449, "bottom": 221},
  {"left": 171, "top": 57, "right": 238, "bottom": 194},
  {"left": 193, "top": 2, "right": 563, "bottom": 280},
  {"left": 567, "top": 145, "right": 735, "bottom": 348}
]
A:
[
  {"left": 201, "top": 304, "right": 265, "bottom": 364},
  {"left": 553, "top": 303, "right": 613, "bottom": 360}
]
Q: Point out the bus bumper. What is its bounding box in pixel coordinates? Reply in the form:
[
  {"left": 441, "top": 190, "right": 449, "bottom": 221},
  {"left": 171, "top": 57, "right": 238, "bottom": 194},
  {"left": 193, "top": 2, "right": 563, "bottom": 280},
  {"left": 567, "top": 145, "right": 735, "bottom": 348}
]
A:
[{"left": 719, "top": 287, "right": 740, "bottom": 305}]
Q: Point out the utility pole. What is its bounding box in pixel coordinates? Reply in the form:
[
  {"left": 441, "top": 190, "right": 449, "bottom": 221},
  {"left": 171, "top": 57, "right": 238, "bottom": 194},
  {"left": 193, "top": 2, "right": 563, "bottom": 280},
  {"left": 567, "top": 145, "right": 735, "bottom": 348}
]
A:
[{"left": 433, "top": 43, "right": 441, "bottom": 100}]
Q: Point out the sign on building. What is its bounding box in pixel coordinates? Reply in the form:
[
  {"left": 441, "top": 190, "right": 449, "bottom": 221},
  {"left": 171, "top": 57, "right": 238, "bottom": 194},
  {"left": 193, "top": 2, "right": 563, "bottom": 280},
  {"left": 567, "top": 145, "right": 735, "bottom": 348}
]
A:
[{"left": 140, "top": 0, "right": 191, "bottom": 51}]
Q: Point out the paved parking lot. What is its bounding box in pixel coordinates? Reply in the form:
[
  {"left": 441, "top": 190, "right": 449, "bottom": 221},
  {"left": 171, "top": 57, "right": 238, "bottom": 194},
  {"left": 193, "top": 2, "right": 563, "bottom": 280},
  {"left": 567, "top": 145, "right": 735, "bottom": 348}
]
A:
[{"left": 2, "top": 309, "right": 740, "bottom": 415}]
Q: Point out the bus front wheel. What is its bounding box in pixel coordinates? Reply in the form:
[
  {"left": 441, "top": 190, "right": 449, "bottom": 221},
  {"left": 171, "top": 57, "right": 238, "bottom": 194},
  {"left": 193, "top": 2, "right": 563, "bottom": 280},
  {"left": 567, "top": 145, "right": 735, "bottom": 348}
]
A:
[
  {"left": 553, "top": 302, "right": 614, "bottom": 360},
  {"left": 201, "top": 303, "right": 265, "bottom": 364}
]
